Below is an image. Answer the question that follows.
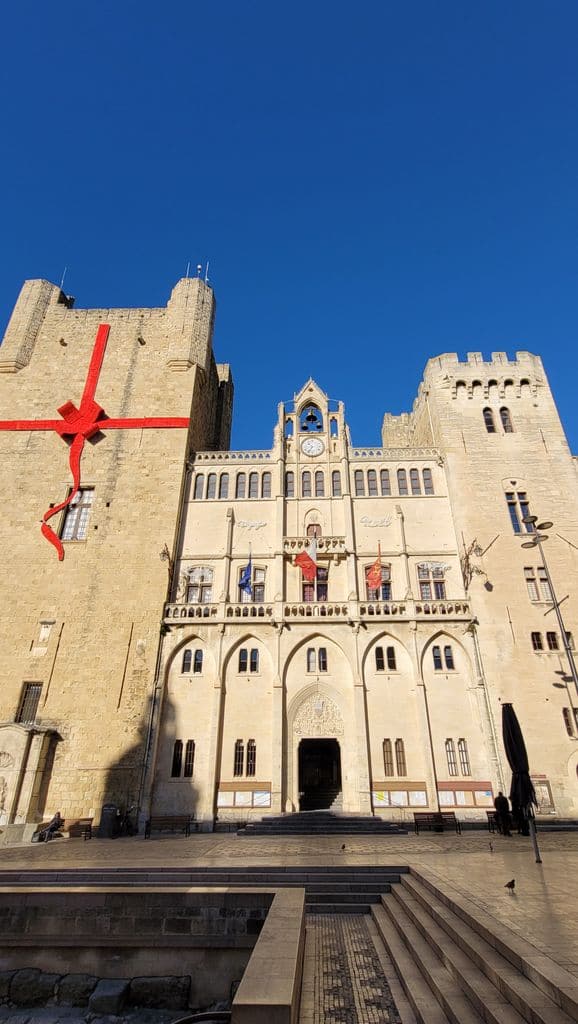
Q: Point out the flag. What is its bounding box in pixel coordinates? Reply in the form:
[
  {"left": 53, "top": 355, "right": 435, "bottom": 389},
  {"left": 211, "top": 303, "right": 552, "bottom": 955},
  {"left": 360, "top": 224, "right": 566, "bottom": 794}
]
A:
[
  {"left": 295, "top": 537, "right": 317, "bottom": 582},
  {"left": 239, "top": 552, "right": 252, "bottom": 597},
  {"left": 366, "top": 543, "right": 382, "bottom": 591}
]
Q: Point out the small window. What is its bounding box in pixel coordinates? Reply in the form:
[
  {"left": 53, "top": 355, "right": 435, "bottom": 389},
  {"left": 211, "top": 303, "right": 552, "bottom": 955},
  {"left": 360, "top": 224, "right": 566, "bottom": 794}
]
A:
[
  {"left": 315, "top": 471, "right": 325, "bottom": 497},
  {"left": 366, "top": 563, "right": 392, "bottom": 600},
  {"left": 207, "top": 473, "right": 217, "bottom": 499},
  {"left": 61, "top": 487, "right": 95, "bottom": 541},
  {"left": 380, "top": 469, "right": 391, "bottom": 496},
  {"left": 531, "top": 632, "right": 543, "bottom": 651},
  {"left": 302, "top": 471, "right": 312, "bottom": 498},
  {"left": 397, "top": 469, "right": 408, "bottom": 496},
  {"left": 445, "top": 739, "right": 458, "bottom": 776},
  {"left": 248, "top": 473, "right": 259, "bottom": 498},
  {"left": 432, "top": 646, "right": 443, "bottom": 670},
  {"left": 500, "top": 407, "right": 514, "bottom": 433},
  {"left": 375, "top": 647, "right": 385, "bottom": 671},
  {"left": 249, "top": 648, "right": 259, "bottom": 672},
  {"left": 307, "top": 648, "right": 316, "bottom": 672},
  {"left": 444, "top": 645, "right": 455, "bottom": 670},
  {"left": 182, "top": 649, "right": 192, "bottom": 673},
  {"left": 483, "top": 408, "right": 496, "bottom": 433},
  {"left": 186, "top": 567, "right": 213, "bottom": 604},
  {"left": 183, "top": 740, "right": 195, "bottom": 778},
  {"left": 367, "top": 470, "right": 378, "bottom": 496},
  {"left": 303, "top": 565, "right": 328, "bottom": 603},
  {"left": 566, "top": 632, "right": 575, "bottom": 650},
  {"left": 171, "top": 740, "right": 183, "bottom": 778},
  {"left": 330, "top": 417, "right": 338, "bottom": 437},
  {"left": 246, "top": 739, "right": 256, "bottom": 777},
  {"left": 331, "top": 471, "right": 342, "bottom": 497},
  {"left": 219, "top": 473, "right": 229, "bottom": 499},
  {"left": 307, "top": 523, "right": 322, "bottom": 539},
  {"left": 422, "top": 468, "right": 434, "bottom": 495},
  {"left": 194, "top": 475, "right": 204, "bottom": 500},
  {"left": 354, "top": 470, "right": 365, "bottom": 496},
  {"left": 285, "top": 471, "right": 295, "bottom": 498},
  {"left": 239, "top": 649, "right": 248, "bottom": 672},
  {"left": 234, "top": 739, "right": 244, "bottom": 777},
  {"left": 524, "top": 567, "right": 539, "bottom": 601},
  {"left": 261, "top": 472, "right": 272, "bottom": 498},
  {"left": 458, "top": 738, "right": 470, "bottom": 776},
  {"left": 240, "top": 565, "right": 266, "bottom": 604},
  {"left": 418, "top": 564, "right": 446, "bottom": 600},
  {"left": 506, "top": 491, "right": 533, "bottom": 534},
  {"left": 16, "top": 682, "right": 42, "bottom": 724},
  {"left": 318, "top": 647, "right": 328, "bottom": 672},
  {"left": 546, "top": 631, "right": 559, "bottom": 651},
  {"left": 395, "top": 739, "right": 407, "bottom": 777},
  {"left": 236, "top": 473, "right": 246, "bottom": 499},
  {"left": 193, "top": 650, "right": 203, "bottom": 674},
  {"left": 386, "top": 646, "right": 396, "bottom": 670},
  {"left": 383, "top": 739, "right": 394, "bottom": 776},
  {"left": 409, "top": 469, "right": 421, "bottom": 495}
]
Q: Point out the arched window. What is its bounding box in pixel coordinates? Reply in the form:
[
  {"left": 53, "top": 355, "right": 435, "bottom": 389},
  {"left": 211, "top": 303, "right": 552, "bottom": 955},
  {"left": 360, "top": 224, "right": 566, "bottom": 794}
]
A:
[
  {"left": 207, "top": 473, "right": 217, "bottom": 499},
  {"left": 183, "top": 740, "right": 195, "bottom": 778},
  {"left": 444, "top": 645, "right": 455, "bottom": 670},
  {"left": 250, "top": 648, "right": 259, "bottom": 672},
  {"left": 193, "top": 474, "right": 204, "bottom": 500},
  {"left": 300, "top": 404, "right": 323, "bottom": 432},
  {"left": 307, "top": 648, "right": 316, "bottom": 672},
  {"left": 285, "top": 418, "right": 294, "bottom": 438},
  {"left": 458, "top": 738, "right": 470, "bottom": 775},
  {"left": 380, "top": 469, "right": 391, "bottom": 496},
  {"left": 483, "top": 408, "right": 496, "bottom": 433},
  {"left": 182, "top": 649, "right": 192, "bottom": 673},
  {"left": 432, "top": 645, "right": 443, "bottom": 670},
  {"left": 422, "top": 468, "right": 434, "bottom": 495},
  {"left": 386, "top": 646, "right": 396, "bottom": 670},
  {"left": 397, "top": 469, "right": 408, "bottom": 495},
  {"left": 186, "top": 567, "right": 213, "bottom": 604},
  {"left": 330, "top": 417, "right": 338, "bottom": 437},
  {"left": 500, "top": 407, "right": 514, "bottom": 433},
  {"left": 410, "top": 469, "right": 421, "bottom": 495},
  {"left": 445, "top": 739, "right": 458, "bottom": 776},
  {"left": 246, "top": 739, "right": 256, "bottom": 777},
  {"left": 354, "top": 470, "right": 365, "bottom": 496},
  {"left": 261, "top": 472, "right": 272, "bottom": 498},
  {"left": 285, "top": 471, "right": 295, "bottom": 498},
  {"left": 219, "top": 473, "right": 229, "bottom": 499},
  {"left": 236, "top": 473, "right": 246, "bottom": 499},
  {"left": 395, "top": 739, "right": 407, "bottom": 776},
  {"left": 315, "top": 471, "right": 325, "bottom": 497},
  {"left": 248, "top": 472, "right": 259, "bottom": 498},
  {"left": 383, "top": 739, "right": 394, "bottom": 776},
  {"left": 193, "top": 650, "right": 203, "bottom": 674},
  {"left": 307, "top": 523, "right": 322, "bottom": 538},
  {"left": 318, "top": 648, "right": 328, "bottom": 672},
  {"left": 239, "top": 649, "right": 248, "bottom": 672},
  {"left": 302, "top": 471, "right": 312, "bottom": 497},
  {"left": 332, "top": 471, "right": 342, "bottom": 497},
  {"left": 367, "top": 470, "right": 378, "bottom": 496},
  {"left": 375, "top": 647, "right": 385, "bottom": 671},
  {"left": 234, "top": 740, "right": 244, "bottom": 777},
  {"left": 171, "top": 740, "right": 183, "bottom": 778}
]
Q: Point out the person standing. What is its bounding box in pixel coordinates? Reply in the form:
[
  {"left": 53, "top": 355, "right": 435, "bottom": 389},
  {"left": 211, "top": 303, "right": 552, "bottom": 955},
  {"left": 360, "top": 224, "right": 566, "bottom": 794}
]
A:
[{"left": 494, "top": 792, "right": 512, "bottom": 836}]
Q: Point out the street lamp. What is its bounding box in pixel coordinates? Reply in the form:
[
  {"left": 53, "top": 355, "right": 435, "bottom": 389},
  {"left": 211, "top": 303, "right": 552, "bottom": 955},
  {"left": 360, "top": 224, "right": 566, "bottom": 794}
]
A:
[{"left": 521, "top": 516, "right": 578, "bottom": 700}]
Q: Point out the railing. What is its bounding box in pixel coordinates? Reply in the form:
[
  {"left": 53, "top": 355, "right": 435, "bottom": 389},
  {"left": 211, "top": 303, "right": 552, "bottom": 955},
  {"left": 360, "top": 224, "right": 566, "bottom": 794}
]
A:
[
  {"left": 193, "top": 450, "right": 272, "bottom": 462},
  {"left": 163, "top": 597, "right": 471, "bottom": 624},
  {"left": 350, "top": 447, "right": 440, "bottom": 460},
  {"left": 283, "top": 602, "right": 350, "bottom": 619},
  {"left": 284, "top": 536, "right": 346, "bottom": 554}
]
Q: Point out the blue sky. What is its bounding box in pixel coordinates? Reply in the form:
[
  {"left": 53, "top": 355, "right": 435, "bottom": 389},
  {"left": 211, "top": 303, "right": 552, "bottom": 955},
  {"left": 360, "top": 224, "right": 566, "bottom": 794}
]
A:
[{"left": 1, "top": 2, "right": 577, "bottom": 451}]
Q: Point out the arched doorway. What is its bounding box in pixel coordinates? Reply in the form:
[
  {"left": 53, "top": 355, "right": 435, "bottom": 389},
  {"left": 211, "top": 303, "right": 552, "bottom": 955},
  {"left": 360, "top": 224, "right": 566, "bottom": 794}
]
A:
[{"left": 298, "top": 738, "right": 342, "bottom": 810}]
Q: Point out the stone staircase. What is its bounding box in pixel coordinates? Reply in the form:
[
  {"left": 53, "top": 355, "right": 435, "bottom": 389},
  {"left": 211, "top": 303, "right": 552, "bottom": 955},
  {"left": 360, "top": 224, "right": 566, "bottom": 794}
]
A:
[
  {"left": 298, "top": 786, "right": 343, "bottom": 811},
  {"left": 372, "top": 870, "right": 578, "bottom": 1024},
  {"left": 238, "top": 810, "right": 408, "bottom": 836}
]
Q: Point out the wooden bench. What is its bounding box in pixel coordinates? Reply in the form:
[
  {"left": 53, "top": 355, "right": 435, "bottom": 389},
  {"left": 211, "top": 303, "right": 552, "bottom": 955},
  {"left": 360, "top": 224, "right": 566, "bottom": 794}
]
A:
[
  {"left": 64, "top": 817, "right": 93, "bottom": 840},
  {"left": 413, "top": 811, "right": 461, "bottom": 835},
  {"left": 144, "top": 814, "right": 195, "bottom": 839}
]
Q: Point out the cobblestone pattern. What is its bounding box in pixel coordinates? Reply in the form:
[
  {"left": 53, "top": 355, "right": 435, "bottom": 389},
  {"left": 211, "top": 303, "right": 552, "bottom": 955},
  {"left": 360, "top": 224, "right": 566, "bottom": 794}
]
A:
[{"left": 300, "top": 914, "right": 402, "bottom": 1024}]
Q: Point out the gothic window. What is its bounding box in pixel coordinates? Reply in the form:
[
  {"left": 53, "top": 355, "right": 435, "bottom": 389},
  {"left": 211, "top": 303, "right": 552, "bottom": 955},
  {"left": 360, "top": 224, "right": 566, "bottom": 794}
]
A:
[
  {"left": 422, "top": 468, "right": 434, "bottom": 494},
  {"left": 432, "top": 646, "right": 443, "bottom": 670},
  {"left": 410, "top": 469, "right": 421, "bottom": 495},
  {"left": 285, "top": 418, "right": 294, "bottom": 438},
  {"left": 318, "top": 647, "right": 328, "bottom": 672},
  {"left": 306, "top": 647, "right": 328, "bottom": 672},
  {"left": 186, "top": 567, "right": 213, "bottom": 603},
  {"left": 383, "top": 739, "right": 394, "bottom": 776},
  {"left": 171, "top": 740, "right": 183, "bottom": 778},
  {"left": 193, "top": 650, "right": 203, "bottom": 673},
  {"left": 236, "top": 473, "right": 246, "bottom": 499},
  {"left": 524, "top": 566, "right": 551, "bottom": 602},
  {"left": 302, "top": 471, "right": 312, "bottom": 497},
  {"left": 303, "top": 566, "right": 328, "bottom": 603},
  {"left": 397, "top": 469, "right": 408, "bottom": 495},
  {"left": 546, "top": 631, "right": 559, "bottom": 651},
  {"left": 261, "top": 472, "right": 272, "bottom": 498},
  {"left": 374, "top": 646, "right": 396, "bottom": 671},
  {"left": 380, "top": 469, "right": 391, "bottom": 496},
  {"left": 307, "top": 523, "right": 322, "bottom": 538},
  {"left": 246, "top": 739, "right": 256, "bottom": 777},
  {"left": 183, "top": 740, "right": 195, "bottom": 777},
  {"left": 365, "top": 564, "right": 392, "bottom": 600},
  {"left": 250, "top": 648, "right": 259, "bottom": 672},
  {"left": 354, "top": 470, "right": 365, "bottom": 496},
  {"left": 531, "top": 632, "right": 543, "bottom": 651},
  {"left": 61, "top": 487, "right": 94, "bottom": 541},
  {"left": 300, "top": 404, "right": 323, "bottom": 432},
  {"left": 375, "top": 647, "right": 385, "bottom": 671},
  {"left": 500, "top": 407, "right": 514, "bottom": 433},
  {"left": 445, "top": 739, "right": 458, "bottom": 776},
  {"left": 395, "top": 739, "right": 407, "bottom": 777},
  {"left": 367, "top": 470, "right": 378, "bottom": 496},
  {"left": 182, "top": 649, "right": 192, "bottom": 673},
  {"left": 332, "top": 471, "right": 342, "bottom": 497},
  {"left": 307, "top": 648, "right": 316, "bottom": 672},
  {"left": 483, "top": 408, "right": 496, "bottom": 433},
  {"left": 418, "top": 564, "right": 446, "bottom": 600},
  {"left": 219, "top": 473, "right": 229, "bottom": 499},
  {"left": 240, "top": 566, "right": 266, "bottom": 604},
  {"left": 16, "top": 682, "right": 42, "bottom": 724},
  {"left": 458, "top": 739, "right": 471, "bottom": 775},
  {"left": 387, "top": 646, "right": 396, "bottom": 670},
  {"left": 505, "top": 491, "right": 532, "bottom": 534},
  {"left": 285, "top": 471, "right": 295, "bottom": 498},
  {"left": 315, "top": 471, "right": 325, "bottom": 497},
  {"left": 207, "top": 473, "right": 217, "bottom": 499},
  {"left": 194, "top": 475, "right": 204, "bottom": 500},
  {"left": 248, "top": 472, "right": 259, "bottom": 499},
  {"left": 234, "top": 740, "right": 244, "bottom": 777},
  {"left": 444, "top": 645, "right": 455, "bottom": 670},
  {"left": 238, "top": 648, "right": 259, "bottom": 673},
  {"left": 330, "top": 417, "right": 338, "bottom": 437}
]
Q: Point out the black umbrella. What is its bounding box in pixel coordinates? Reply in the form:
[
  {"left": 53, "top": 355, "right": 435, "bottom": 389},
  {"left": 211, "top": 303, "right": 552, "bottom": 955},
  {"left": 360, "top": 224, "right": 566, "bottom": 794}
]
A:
[{"left": 501, "top": 702, "right": 542, "bottom": 863}]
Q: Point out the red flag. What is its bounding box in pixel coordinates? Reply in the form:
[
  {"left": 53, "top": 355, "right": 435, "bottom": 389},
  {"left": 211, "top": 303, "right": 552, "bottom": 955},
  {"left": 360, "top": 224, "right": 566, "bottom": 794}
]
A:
[
  {"left": 295, "top": 537, "right": 317, "bottom": 581},
  {"left": 366, "top": 543, "right": 382, "bottom": 591}
]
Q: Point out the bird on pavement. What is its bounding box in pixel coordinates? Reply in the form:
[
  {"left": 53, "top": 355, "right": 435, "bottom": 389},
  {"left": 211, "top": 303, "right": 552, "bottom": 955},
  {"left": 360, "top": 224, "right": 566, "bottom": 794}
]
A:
[
  {"left": 505, "top": 879, "right": 515, "bottom": 892},
  {"left": 341, "top": 843, "right": 346, "bottom": 851}
]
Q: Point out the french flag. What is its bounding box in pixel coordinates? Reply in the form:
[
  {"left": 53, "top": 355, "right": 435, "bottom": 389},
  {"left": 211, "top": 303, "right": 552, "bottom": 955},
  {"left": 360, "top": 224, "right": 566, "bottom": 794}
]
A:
[{"left": 295, "top": 537, "right": 317, "bottom": 581}]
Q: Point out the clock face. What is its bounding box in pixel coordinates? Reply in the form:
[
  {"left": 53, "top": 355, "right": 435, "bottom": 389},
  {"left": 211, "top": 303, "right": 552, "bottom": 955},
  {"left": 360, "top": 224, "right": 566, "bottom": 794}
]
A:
[{"left": 301, "top": 437, "right": 325, "bottom": 457}]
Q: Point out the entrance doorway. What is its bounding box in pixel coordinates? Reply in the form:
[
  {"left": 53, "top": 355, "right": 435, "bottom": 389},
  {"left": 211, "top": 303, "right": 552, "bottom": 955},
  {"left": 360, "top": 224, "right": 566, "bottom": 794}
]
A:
[{"left": 298, "top": 738, "right": 342, "bottom": 810}]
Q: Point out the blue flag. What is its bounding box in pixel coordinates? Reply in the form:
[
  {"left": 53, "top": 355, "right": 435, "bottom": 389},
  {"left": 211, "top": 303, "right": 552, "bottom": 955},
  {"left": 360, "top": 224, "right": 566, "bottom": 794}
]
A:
[{"left": 239, "top": 555, "right": 252, "bottom": 597}]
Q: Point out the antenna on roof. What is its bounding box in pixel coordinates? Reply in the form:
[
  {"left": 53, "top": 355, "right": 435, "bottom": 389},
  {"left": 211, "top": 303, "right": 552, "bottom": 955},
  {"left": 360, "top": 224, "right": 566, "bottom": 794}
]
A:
[
  {"left": 59, "top": 266, "right": 68, "bottom": 291},
  {"left": 185, "top": 260, "right": 191, "bottom": 278},
  {"left": 204, "top": 260, "right": 210, "bottom": 284}
]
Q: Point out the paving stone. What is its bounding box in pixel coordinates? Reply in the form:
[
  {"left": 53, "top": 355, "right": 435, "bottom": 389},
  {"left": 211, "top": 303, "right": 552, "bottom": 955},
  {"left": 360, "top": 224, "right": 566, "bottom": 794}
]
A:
[
  {"left": 128, "top": 977, "right": 189, "bottom": 1010},
  {"left": 88, "top": 980, "right": 129, "bottom": 1016},
  {"left": 56, "top": 976, "right": 98, "bottom": 1007},
  {"left": 10, "top": 972, "right": 61, "bottom": 1008}
]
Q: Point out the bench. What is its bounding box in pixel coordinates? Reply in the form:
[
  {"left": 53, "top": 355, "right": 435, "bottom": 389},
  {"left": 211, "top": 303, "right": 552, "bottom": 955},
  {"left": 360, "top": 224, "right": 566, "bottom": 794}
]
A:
[
  {"left": 486, "top": 810, "right": 498, "bottom": 833},
  {"left": 413, "top": 811, "right": 461, "bottom": 835},
  {"left": 144, "top": 814, "right": 195, "bottom": 839},
  {"left": 64, "top": 817, "right": 93, "bottom": 840}
]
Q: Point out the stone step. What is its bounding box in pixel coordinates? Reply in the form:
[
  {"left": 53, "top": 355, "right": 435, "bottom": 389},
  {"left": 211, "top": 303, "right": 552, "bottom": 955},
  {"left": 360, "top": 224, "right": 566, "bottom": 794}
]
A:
[
  {"left": 307, "top": 891, "right": 382, "bottom": 904},
  {"left": 307, "top": 902, "right": 372, "bottom": 915}
]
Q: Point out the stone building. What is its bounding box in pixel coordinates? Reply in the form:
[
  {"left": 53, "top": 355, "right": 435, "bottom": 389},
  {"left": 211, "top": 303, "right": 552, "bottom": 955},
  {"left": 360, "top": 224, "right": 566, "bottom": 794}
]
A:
[{"left": 1, "top": 276, "right": 577, "bottom": 836}]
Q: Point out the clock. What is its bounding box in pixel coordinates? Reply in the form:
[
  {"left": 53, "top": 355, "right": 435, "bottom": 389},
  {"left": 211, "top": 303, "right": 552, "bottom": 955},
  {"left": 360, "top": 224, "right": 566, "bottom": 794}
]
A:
[{"left": 301, "top": 437, "right": 325, "bottom": 457}]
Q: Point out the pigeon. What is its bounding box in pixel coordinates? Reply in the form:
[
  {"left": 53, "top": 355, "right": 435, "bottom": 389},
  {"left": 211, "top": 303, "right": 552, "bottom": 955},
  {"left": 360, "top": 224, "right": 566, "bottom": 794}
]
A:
[
  {"left": 489, "top": 842, "right": 493, "bottom": 854},
  {"left": 341, "top": 843, "right": 346, "bottom": 851},
  {"left": 504, "top": 879, "right": 515, "bottom": 892}
]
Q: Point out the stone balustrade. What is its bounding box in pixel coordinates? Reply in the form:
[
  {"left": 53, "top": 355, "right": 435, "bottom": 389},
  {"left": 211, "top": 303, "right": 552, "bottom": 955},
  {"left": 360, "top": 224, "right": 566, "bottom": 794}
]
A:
[
  {"left": 283, "top": 535, "right": 346, "bottom": 554},
  {"left": 163, "top": 597, "right": 471, "bottom": 625}
]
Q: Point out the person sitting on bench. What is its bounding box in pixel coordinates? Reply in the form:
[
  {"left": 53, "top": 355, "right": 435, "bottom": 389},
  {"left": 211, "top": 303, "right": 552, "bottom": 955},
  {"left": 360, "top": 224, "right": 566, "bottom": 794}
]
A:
[{"left": 37, "top": 811, "right": 64, "bottom": 842}]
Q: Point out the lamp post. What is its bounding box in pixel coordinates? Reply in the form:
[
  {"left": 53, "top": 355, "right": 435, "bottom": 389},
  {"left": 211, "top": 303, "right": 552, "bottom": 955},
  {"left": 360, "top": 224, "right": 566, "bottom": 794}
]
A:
[{"left": 521, "top": 516, "right": 578, "bottom": 701}]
